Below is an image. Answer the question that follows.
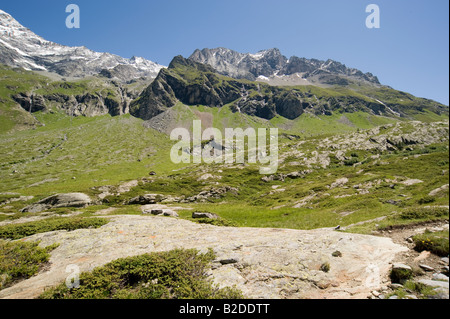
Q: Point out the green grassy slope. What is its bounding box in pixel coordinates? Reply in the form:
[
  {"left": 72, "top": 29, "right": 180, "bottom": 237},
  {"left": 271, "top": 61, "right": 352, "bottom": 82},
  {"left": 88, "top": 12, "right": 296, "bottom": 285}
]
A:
[
  {"left": 0, "top": 111, "right": 179, "bottom": 197},
  {"left": 91, "top": 121, "right": 448, "bottom": 233},
  {"left": 0, "top": 65, "right": 448, "bottom": 236}
]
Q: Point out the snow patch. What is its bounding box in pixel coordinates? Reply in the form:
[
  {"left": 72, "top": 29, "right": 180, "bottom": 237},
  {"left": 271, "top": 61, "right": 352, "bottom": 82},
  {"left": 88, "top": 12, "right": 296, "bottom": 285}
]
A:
[
  {"left": 0, "top": 38, "right": 29, "bottom": 56},
  {"left": 249, "top": 53, "right": 264, "bottom": 60},
  {"left": 375, "top": 99, "right": 401, "bottom": 117}
]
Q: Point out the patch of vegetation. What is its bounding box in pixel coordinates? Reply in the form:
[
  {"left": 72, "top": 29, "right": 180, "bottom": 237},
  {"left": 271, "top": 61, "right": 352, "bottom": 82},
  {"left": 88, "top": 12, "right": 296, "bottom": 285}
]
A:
[
  {"left": 413, "top": 230, "right": 449, "bottom": 257},
  {"left": 0, "top": 240, "right": 59, "bottom": 290},
  {"left": 399, "top": 207, "right": 449, "bottom": 221},
  {"left": 417, "top": 195, "right": 436, "bottom": 205},
  {"left": 355, "top": 207, "right": 450, "bottom": 234},
  {"left": 387, "top": 280, "right": 438, "bottom": 299},
  {"left": 0, "top": 113, "right": 176, "bottom": 197},
  {"left": 0, "top": 217, "right": 109, "bottom": 240},
  {"left": 39, "top": 248, "right": 244, "bottom": 299},
  {"left": 320, "top": 262, "right": 331, "bottom": 273},
  {"left": 390, "top": 266, "right": 413, "bottom": 284}
]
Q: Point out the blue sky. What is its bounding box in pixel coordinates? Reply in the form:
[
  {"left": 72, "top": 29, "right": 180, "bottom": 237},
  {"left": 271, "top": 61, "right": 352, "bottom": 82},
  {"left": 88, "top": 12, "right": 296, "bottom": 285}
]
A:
[{"left": 1, "top": 0, "right": 449, "bottom": 104}]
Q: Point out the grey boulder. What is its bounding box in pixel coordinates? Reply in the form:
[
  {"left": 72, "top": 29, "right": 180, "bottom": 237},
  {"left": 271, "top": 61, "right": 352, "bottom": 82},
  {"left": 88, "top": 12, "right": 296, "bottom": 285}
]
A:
[
  {"left": 144, "top": 209, "right": 179, "bottom": 218},
  {"left": 192, "top": 212, "right": 220, "bottom": 219},
  {"left": 21, "top": 193, "right": 92, "bottom": 213},
  {"left": 128, "top": 194, "right": 162, "bottom": 205}
]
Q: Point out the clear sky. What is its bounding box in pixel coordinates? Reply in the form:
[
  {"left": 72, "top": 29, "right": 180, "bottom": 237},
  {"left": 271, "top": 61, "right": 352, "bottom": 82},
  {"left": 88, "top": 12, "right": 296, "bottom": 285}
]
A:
[{"left": 1, "top": 0, "right": 449, "bottom": 105}]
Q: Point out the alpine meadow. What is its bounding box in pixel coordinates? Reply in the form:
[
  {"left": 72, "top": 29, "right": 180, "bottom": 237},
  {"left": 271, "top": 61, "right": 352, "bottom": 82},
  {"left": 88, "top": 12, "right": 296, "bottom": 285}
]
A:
[{"left": 0, "top": 3, "right": 448, "bottom": 304}]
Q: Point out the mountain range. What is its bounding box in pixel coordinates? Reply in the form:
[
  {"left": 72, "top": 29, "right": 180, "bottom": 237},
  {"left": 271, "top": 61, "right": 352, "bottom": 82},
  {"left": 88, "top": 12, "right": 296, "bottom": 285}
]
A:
[
  {"left": 0, "top": 9, "right": 164, "bottom": 82},
  {"left": 129, "top": 55, "right": 447, "bottom": 127},
  {"left": 0, "top": 8, "right": 449, "bottom": 301},
  {"left": 189, "top": 47, "right": 380, "bottom": 87},
  {"left": 0, "top": 8, "right": 448, "bottom": 132}
]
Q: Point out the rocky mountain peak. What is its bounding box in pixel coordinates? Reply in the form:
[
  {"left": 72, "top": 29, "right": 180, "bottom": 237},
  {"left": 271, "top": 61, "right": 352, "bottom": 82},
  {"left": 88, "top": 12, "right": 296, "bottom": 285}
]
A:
[
  {"left": 0, "top": 9, "right": 164, "bottom": 82},
  {"left": 189, "top": 47, "right": 380, "bottom": 86}
]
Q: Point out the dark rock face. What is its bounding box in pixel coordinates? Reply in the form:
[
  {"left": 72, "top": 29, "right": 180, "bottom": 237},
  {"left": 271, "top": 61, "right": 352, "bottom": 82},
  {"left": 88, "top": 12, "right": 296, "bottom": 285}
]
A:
[
  {"left": 274, "top": 92, "right": 305, "bottom": 120},
  {"left": 281, "top": 56, "right": 317, "bottom": 74},
  {"left": 131, "top": 56, "right": 303, "bottom": 121},
  {"left": 130, "top": 55, "right": 439, "bottom": 122},
  {"left": 129, "top": 70, "right": 178, "bottom": 120},
  {"left": 127, "top": 194, "right": 163, "bottom": 205},
  {"left": 12, "top": 85, "right": 135, "bottom": 118},
  {"left": 12, "top": 93, "right": 47, "bottom": 112}
]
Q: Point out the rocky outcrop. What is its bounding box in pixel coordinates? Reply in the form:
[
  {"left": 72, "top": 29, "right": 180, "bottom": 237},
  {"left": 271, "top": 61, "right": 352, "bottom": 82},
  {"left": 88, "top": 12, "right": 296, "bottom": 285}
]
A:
[
  {"left": 127, "top": 194, "right": 164, "bottom": 205},
  {"left": 189, "top": 48, "right": 380, "bottom": 85},
  {"left": 192, "top": 211, "right": 220, "bottom": 219},
  {"left": 12, "top": 83, "right": 136, "bottom": 118},
  {"left": 21, "top": 193, "right": 92, "bottom": 213},
  {"left": 131, "top": 56, "right": 412, "bottom": 122},
  {"left": 12, "top": 93, "right": 47, "bottom": 113},
  {"left": 0, "top": 215, "right": 407, "bottom": 299},
  {"left": 281, "top": 121, "right": 449, "bottom": 170},
  {"left": 129, "top": 68, "right": 178, "bottom": 120}
]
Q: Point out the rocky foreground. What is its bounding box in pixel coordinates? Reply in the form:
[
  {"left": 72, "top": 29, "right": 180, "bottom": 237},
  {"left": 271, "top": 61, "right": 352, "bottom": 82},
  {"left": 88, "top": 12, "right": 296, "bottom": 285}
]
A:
[{"left": 0, "top": 214, "right": 407, "bottom": 299}]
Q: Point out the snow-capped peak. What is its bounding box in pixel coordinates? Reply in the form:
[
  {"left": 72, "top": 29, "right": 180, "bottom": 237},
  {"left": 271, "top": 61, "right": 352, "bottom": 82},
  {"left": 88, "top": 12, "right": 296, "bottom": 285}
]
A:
[
  {"left": 189, "top": 47, "right": 380, "bottom": 85},
  {"left": 0, "top": 9, "right": 165, "bottom": 80}
]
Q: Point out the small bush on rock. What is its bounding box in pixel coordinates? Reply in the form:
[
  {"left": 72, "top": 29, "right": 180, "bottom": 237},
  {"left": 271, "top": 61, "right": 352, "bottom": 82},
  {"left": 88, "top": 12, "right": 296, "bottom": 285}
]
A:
[{"left": 39, "top": 248, "right": 244, "bottom": 299}]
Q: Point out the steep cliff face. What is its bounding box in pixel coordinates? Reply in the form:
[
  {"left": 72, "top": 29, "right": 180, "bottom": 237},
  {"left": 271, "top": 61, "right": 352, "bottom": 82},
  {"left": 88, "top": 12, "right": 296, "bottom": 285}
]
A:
[
  {"left": 4, "top": 55, "right": 446, "bottom": 127},
  {"left": 130, "top": 55, "right": 447, "bottom": 122},
  {"left": 10, "top": 79, "right": 137, "bottom": 117},
  {"left": 130, "top": 56, "right": 245, "bottom": 120}
]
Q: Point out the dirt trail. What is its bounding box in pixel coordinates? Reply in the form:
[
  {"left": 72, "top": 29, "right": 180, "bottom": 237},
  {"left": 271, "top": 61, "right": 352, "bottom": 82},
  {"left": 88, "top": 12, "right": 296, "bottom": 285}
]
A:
[{"left": 374, "top": 220, "right": 449, "bottom": 281}]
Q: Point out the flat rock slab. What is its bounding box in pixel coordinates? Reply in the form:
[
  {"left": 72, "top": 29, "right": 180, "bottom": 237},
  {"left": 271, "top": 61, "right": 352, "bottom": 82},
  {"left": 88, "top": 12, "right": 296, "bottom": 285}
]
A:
[{"left": 0, "top": 215, "right": 407, "bottom": 299}]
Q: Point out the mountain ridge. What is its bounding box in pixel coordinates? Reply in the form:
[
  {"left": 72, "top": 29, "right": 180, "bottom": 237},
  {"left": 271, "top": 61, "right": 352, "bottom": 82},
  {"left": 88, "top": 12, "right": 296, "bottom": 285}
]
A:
[
  {"left": 189, "top": 47, "right": 380, "bottom": 87},
  {"left": 0, "top": 9, "right": 448, "bottom": 134},
  {"left": 130, "top": 55, "right": 448, "bottom": 124},
  {"left": 0, "top": 9, "right": 164, "bottom": 82}
]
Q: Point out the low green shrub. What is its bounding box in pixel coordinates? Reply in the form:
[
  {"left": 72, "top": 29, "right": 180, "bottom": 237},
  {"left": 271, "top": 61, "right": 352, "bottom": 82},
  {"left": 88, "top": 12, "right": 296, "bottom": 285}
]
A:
[
  {"left": 0, "top": 217, "right": 109, "bottom": 240},
  {"left": 418, "top": 195, "right": 436, "bottom": 205},
  {"left": 0, "top": 240, "right": 58, "bottom": 290},
  {"left": 39, "top": 248, "right": 244, "bottom": 299},
  {"left": 344, "top": 158, "right": 359, "bottom": 166},
  {"left": 413, "top": 230, "right": 449, "bottom": 257},
  {"left": 390, "top": 267, "right": 413, "bottom": 284},
  {"left": 399, "top": 207, "right": 449, "bottom": 221}
]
